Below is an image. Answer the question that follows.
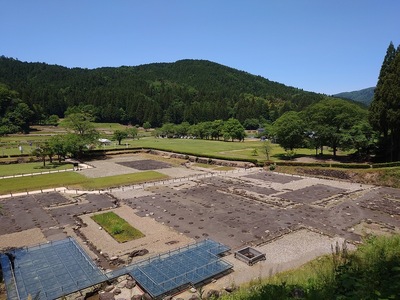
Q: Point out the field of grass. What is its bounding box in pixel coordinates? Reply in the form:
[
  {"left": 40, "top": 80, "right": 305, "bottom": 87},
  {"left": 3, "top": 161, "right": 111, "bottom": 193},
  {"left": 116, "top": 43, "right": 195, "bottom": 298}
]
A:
[
  {"left": 1, "top": 122, "right": 352, "bottom": 161},
  {"left": 0, "top": 162, "right": 72, "bottom": 177},
  {"left": 0, "top": 171, "right": 169, "bottom": 195},
  {"left": 0, "top": 172, "right": 86, "bottom": 194},
  {"left": 220, "top": 254, "right": 335, "bottom": 300},
  {"left": 80, "top": 171, "right": 169, "bottom": 189},
  {"left": 91, "top": 211, "right": 144, "bottom": 243},
  {"left": 100, "top": 137, "right": 351, "bottom": 162},
  {"left": 0, "top": 137, "right": 50, "bottom": 156},
  {"left": 105, "top": 137, "right": 274, "bottom": 160}
]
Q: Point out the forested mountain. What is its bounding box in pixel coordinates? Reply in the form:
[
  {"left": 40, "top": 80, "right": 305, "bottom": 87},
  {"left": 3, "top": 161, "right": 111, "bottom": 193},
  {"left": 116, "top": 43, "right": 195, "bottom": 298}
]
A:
[
  {"left": 334, "top": 87, "right": 375, "bottom": 106},
  {"left": 0, "top": 56, "right": 326, "bottom": 127}
]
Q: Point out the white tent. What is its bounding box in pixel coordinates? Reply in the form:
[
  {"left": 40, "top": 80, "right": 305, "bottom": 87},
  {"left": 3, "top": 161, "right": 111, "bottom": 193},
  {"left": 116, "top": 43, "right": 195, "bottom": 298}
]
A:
[{"left": 98, "top": 138, "right": 112, "bottom": 145}]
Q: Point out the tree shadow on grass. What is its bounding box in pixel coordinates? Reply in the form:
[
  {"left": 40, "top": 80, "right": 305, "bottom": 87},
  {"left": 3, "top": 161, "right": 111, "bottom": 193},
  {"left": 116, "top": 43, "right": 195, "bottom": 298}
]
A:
[
  {"left": 33, "top": 163, "right": 69, "bottom": 170},
  {"left": 271, "top": 153, "right": 302, "bottom": 161}
]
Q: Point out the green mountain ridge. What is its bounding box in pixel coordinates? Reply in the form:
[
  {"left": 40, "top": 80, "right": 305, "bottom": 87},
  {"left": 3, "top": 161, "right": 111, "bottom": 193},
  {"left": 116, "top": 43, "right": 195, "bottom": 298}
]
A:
[
  {"left": 1, "top": 56, "right": 335, "bottom": 126},
  {"left": 333, "top": 87, "right": 375, "bottom": 105}
]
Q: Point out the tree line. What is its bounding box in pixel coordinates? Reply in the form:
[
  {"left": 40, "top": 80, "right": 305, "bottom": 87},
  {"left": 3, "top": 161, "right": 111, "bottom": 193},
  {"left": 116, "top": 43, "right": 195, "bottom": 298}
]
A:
[
  {"left": 1, "top": 43, "right": 400, "bottom": 162},
  {"left": 155, "top": 118, "right": 245, "bottom": 141},
  {"left": 0, "top": 57, "right": 325, "bottom": 128}
]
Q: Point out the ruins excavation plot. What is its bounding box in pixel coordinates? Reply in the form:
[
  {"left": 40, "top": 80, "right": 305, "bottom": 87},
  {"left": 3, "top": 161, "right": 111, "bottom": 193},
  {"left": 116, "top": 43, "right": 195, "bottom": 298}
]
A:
[
  {"left": 0, "top": 193, "right": 116, "bottom": 239},
  {"left": 1, "top": 238, "right": 232, "bottom": 300},
  {"left": 2, "top": 154, "right": 400, "bottom": 299},
  {"left": 278, "top": 184, "right": 347, "bottom": 204},
  {"left": 123, "top": 171, "right": 400, "bottom": 249},
  {"left": 117, "top": 159, "right": 172, "bottom": 170},
  {"left": 1, "top": 162, "right": 400, "bottom": 252},
  {"left": 244, "top": 172, "right": 304, "bottom": 184}
]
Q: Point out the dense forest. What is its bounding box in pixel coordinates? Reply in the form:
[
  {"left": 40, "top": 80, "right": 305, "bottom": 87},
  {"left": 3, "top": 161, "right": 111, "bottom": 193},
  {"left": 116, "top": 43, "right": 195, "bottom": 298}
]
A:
[
  {"left": 0, "top": 56, "right": 326, "bottom": 127},
  {"left": 333, "top": 87, "right": 375, "bottom": 106}
]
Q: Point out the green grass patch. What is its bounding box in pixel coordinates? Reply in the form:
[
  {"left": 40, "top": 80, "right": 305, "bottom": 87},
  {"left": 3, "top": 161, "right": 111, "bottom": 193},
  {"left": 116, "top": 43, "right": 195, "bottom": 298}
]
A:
[
  {"left": 0, "top": 162, "right": 72, "bottom": 177},
  {"left": 91, "top": 211, "right": 144, "bottom": 243},
  {"left": 0, "top": 171, "right": 169, "bottom": 195},
  {"left": 125, "top": 138, "right": 351, "bottom": 162},
  {"left": 0, "top": 172, "right": 87, "bottom": 195},
  {"left": 3, "top": 133, "right": 352, "bottom": 163},
  {"left": 79, "top": 171, "right": 169, "bottom": 189},
  {"left": 102, "top": 137, "right": 259, "bottom": 157},
  {"left": 92, "top": 122, "right": 128, "bottom": 131}
]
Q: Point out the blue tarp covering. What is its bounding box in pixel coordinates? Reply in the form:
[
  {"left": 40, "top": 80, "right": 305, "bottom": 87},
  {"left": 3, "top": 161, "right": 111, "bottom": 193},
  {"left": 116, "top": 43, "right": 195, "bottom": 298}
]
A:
[
  {"left": 1, "top": 238, "right": 107, "bottom": 300},
  {"left": 125, "top": 239, "right": 232, "bottom": 298},
  {"left": 1, "top": 238, "right": 232, "bottom": 300}
]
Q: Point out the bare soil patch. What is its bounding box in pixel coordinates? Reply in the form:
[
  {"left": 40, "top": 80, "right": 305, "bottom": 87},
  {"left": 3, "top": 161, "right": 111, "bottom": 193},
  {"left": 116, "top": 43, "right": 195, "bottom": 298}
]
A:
[
  {"left": 2, "top": 153, "right": 400, "bottom": 300},
  {"left": 117, "top": 159, "right": 172, "bottom": 170},
  {"left": 245, "top": 172, "right": 303, "bottom": 184},
  {"left": 122, "top": 169, "right": 400, "bottom": 249},
  {"left": 295, "top": 168, "right": 353, "bottom": 180},
  {"left": 0, "top": 193, "right": 116, "bottom": 243},
  {"left": 279, "top": 184, "right": 347, "bottom": 204}
]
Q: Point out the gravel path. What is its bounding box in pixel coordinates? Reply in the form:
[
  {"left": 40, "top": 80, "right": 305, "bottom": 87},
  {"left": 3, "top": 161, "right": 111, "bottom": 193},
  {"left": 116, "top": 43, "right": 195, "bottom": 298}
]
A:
[
  {"left": 177, "top": 229, "right": 353, "bottom": 299},
  {"left": 0, "top": 228, "right": 47, "bottom": 250}
]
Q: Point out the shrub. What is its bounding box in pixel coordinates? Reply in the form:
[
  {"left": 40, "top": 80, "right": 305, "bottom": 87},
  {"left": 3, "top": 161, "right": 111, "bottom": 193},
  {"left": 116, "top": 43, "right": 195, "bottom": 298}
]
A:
[
  {"left": 372, "top": 161, "right": 400, "bottom": 168},
  {"left": 111, "top": 225, "right": 124, "bottom": 235},
  {"left": 219, "top": 235, "right": 400, "bottom": 300}
]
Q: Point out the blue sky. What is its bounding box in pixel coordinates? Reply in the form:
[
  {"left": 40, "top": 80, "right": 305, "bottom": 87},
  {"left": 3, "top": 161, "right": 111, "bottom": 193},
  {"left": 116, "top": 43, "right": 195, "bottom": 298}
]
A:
[{"left": 1, "top": 1, "right": 399, "bottom": 95}]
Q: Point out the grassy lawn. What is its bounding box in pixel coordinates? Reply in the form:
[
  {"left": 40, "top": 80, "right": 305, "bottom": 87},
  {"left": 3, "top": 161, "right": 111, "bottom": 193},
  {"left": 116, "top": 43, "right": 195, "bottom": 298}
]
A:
[
  {"left": 0, "top": 137, "right": 50, "bottom": 156},
  {"left": 79, "top": 171, "right": 169, "bottom": 189},
  {"left": 104, "top": 137, "right": 351, "bottom": 162},
  {"left": 106, "top": 137, "right": 269, "bottom": 160},
  {"left": 220, "top": 255, "right": 336, "bottom": 300},
  {"left": 2, "top": 127, "right": 352, "bottom": 161},
  {"left": 0, "top": 171, "right": 169, "bottom": 195},
  {"left": 0, "top": 172, "right": 86, "bottom": 195},
  {"left": 92, "top": 122, "right": 128, "bottom": 131},
  {"left": 0, "top": 162, "right": 72, "bottom": 177},
  {"left": 91, "top": 211, "right": 144, "bottom": 243}
]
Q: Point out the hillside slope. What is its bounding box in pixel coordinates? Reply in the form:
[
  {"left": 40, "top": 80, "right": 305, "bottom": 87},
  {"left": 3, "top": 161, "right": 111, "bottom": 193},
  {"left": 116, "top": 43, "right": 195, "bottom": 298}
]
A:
[
  {"left": 334, "top": 87, "right": 375, "bottom": 106},
  {"left": 0, "top": 56, "right": 326, "bottom": 126}
]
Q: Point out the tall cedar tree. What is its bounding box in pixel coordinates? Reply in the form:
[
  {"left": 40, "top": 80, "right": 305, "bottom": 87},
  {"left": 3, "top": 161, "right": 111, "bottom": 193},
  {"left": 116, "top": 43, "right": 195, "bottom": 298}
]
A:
[{"left": 369, "top": 42, "right": 400, "bottom": 161}]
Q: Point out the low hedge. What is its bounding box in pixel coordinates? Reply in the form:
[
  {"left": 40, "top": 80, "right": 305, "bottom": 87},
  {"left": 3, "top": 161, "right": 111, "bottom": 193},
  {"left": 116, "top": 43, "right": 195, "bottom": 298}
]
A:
[
  {"left": 329, "top": 163, "right": 371, "bottom": 169},
  {"left": 144, "top": 146, "right": 259, "bottom": 164},
  {"left": 275, "top": 161, "right": 371, "bottom": 169},
  {"left": 9, "top": 154, "right": 30, "bottom": 158},
  {"left": 372, "top": 161, "right": 400, "bottom": 168}
]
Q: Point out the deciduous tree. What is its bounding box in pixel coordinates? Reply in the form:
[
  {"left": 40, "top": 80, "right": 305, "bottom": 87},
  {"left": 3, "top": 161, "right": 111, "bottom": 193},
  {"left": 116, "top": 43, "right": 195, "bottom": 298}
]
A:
[
  {"left": 273, "top": 111, "right": 304, "bottom": 151},
  {"left": 222, "top": 118, "right": 245, "bottom": 142},
  {"left": 304, "top": 98, "right": 367, "bottom": 156},
  {"left": 113, "top": 130, "right": 128, "bottom": 145}
]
